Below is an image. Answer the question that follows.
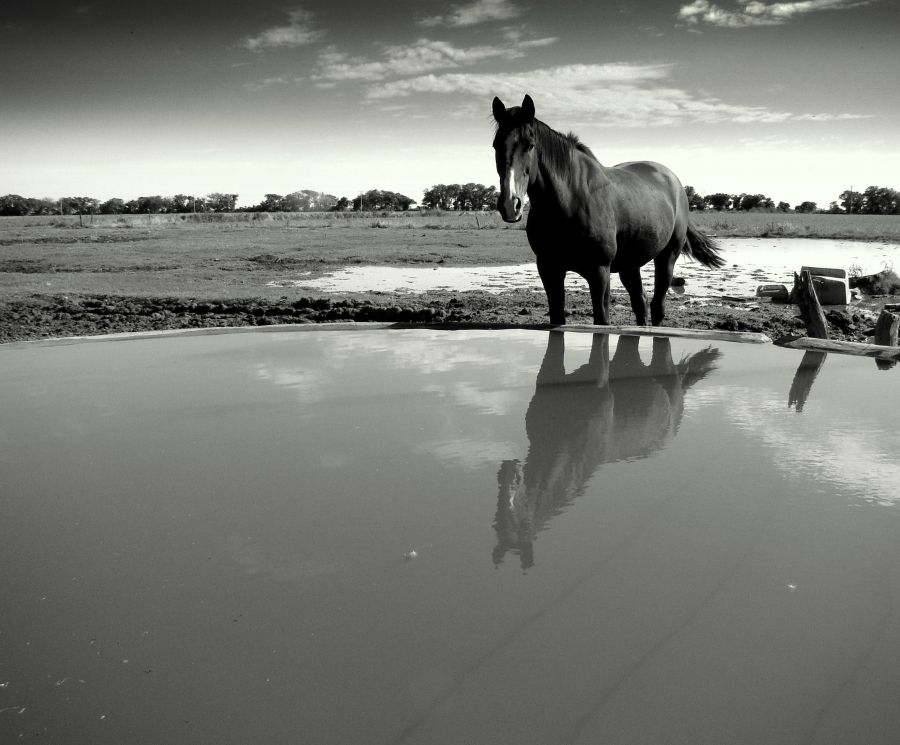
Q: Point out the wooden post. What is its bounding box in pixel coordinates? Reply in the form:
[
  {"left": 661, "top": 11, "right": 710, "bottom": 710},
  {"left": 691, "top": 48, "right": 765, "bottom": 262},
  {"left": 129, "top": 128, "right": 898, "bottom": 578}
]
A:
[
  {"left": 873, "top": 310, "right": 899, "bottom": 347},
  {"left": 873, "top": 309, "right": 899, "bottom": 370},
  {"left": 794, "top": 270, "right": 829, "bottom": 340}
]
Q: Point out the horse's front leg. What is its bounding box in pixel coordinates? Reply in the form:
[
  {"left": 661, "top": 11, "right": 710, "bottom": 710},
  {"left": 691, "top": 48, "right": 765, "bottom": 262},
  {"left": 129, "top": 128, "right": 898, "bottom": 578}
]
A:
[
  {"left": 618, "top": 266, "right": 648, "bottom": 326},
  {"left": 536, "top": 257, "right": 567, "bottom": 325},
  {"left": 585, "top": 265, "right": 612, "bottom": 325}
]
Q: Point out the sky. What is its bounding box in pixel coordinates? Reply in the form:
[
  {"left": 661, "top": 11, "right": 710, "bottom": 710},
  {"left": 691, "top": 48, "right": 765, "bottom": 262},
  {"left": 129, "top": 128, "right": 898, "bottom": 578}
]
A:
[{"left": 1, "top": 0, "right": 898, "bottom": 209}]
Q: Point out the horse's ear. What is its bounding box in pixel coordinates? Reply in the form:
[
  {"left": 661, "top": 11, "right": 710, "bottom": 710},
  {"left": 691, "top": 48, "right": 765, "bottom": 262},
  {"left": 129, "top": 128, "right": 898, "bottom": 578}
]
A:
[
  {"left": 492, "top": 96, "right": 506, "bottom": 123},
  {"left": 521, "top": 94, "right": 535, "bottom": 121}
]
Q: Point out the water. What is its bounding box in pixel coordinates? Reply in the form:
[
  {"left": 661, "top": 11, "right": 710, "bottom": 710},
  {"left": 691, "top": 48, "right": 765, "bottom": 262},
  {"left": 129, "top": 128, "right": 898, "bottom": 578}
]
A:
[
  {"left": 268, "top": 238, "right": 899, "bottom": 299},
  {"left": 2, "top": 328, "right": 900, "bottom": 744}
]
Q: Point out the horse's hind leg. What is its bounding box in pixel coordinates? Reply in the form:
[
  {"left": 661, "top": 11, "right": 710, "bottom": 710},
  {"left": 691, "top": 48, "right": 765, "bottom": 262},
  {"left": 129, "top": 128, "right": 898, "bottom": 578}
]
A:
[
  {"left": 618, "top": 266, "right": 648, "bottom": 325},
  {"left": 651, "top": 240, "right": 682, "bottom": 326},
  {"left": 537, "top": 257, "right": 567, "bottom": 325}
]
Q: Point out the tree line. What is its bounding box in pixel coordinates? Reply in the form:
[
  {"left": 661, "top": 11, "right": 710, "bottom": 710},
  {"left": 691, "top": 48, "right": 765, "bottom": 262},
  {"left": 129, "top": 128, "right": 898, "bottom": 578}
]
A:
[
  {"left": 684, "top": 185, "right": 900, "bottom": 215},
  {"left": 1, "top": 183, "right": 897, "bottom": 217}
]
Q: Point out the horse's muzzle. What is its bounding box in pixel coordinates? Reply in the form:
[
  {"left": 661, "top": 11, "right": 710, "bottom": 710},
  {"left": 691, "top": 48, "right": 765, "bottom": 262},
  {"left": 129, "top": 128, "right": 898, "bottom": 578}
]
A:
[{"left": 498, "top": 197, "right": 523, "bottom": 223}]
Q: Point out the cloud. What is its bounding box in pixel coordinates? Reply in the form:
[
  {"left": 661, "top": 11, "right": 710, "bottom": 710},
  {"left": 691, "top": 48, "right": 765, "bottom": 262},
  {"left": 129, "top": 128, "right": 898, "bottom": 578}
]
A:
[
  {"left": 312, "top": 37, "right": 557, "bottom": 84},
  {"left": 364, "top": 63, "right": 867, "bottom": 127},
  {"left": 241, "top": 6, "right": 323, "bottom": 51},
  {"left": 242, "top": 75, "right": 298, "bottom": 92},
  {"left": 419, "top": 0, "right": 521, "bottom": 27},
  {"left": 677, "top": 0, "right": 875, "bottom": 28}
]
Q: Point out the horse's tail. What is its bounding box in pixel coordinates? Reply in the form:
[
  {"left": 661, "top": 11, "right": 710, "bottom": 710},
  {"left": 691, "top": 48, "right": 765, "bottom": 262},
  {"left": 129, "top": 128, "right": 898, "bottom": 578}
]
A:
[{"left": 684, "top": 222, "right": 726, "bottom": 269}]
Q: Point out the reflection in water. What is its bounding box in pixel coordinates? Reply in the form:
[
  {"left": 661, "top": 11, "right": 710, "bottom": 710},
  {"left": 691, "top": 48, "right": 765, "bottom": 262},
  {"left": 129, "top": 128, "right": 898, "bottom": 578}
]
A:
[
  {"left": 788, "top": 351, "right": 827, "bottom": 412},
  {"left": 494, "top": 332, "right": 721, "bottom": 569}
]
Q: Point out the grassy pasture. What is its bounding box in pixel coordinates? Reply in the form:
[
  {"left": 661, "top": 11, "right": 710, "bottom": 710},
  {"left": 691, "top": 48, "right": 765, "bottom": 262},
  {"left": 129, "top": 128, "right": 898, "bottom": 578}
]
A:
[
  {"left": 5, "top": 208, "right": 900, "bottom": 238},
  {"left": 1, "top": 211, "right": 898, "bottom": 303},
  {"left": 689, "top": 211, "right": 900, "bottom": 241}
]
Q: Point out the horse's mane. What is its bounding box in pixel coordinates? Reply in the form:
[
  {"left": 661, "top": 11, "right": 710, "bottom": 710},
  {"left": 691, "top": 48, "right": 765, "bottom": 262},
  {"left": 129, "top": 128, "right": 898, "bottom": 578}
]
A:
[{"left": 534, "top": 120, "right": 599, "bottom": 170}]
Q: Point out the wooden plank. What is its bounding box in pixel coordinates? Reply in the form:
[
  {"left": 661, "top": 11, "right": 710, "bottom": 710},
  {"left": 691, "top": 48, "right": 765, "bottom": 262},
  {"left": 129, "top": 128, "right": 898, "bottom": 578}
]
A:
[
  {"left": 10, "top": 321, "right": 774, "bottom": 348},
  {"left": 775, "top": 335, "right": 900, "bottom": 361}
]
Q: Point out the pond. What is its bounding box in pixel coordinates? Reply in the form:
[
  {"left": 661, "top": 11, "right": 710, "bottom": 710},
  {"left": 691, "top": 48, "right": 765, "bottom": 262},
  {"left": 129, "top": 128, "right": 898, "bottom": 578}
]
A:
[
  {"left": 2, "top": 327, "right": 899, "bottom": 744},
  {"left": 269, "top": 237, "right": 899, "bottom": 299}
]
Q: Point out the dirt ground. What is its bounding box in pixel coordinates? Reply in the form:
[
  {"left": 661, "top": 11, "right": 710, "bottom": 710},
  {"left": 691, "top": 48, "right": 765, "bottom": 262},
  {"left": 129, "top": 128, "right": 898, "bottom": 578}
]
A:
[
  {"left": 1, "top": 214, "right": 897, "bottom": 344},
  {"left": 1, "top": 286, "right": 893, "bottom": 345}
]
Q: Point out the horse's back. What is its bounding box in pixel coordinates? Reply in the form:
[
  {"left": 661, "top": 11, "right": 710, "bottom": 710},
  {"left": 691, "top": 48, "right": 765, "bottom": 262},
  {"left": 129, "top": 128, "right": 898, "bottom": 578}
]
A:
[
  {"left": 611, "top": 160, "right": 686, "bottom": 203},
  {"left": 602, "top": 161, "right": 688, "bottom": 256}
]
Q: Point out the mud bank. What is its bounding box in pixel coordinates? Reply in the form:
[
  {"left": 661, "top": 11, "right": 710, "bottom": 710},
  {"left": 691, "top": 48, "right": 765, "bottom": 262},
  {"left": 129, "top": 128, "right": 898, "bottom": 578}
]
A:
[{"left": 2, "top": 289, "right": 892, "bottom": 345}]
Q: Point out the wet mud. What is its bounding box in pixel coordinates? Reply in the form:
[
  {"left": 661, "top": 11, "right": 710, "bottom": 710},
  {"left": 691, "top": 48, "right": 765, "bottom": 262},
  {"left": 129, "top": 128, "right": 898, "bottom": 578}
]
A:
[{"left": 1, "top": 288, "right": 890, "bottom": 345}]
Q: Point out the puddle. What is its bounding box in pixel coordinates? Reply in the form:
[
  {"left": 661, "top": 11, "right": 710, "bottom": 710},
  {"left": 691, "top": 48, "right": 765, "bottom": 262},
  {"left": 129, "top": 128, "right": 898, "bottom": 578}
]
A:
[
  {"left": 268, "top": 238, "right": 899, "bottom": 299},
  {"left": 2, "top": 329, "right": 900, "bottom": 742}
]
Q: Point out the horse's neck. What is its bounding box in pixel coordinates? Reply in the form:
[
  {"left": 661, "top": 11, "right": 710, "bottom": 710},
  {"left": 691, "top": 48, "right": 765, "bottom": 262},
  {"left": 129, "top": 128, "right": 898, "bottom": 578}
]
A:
[{"left": 530, "top": 125, "right": 608, "bottom": 209}]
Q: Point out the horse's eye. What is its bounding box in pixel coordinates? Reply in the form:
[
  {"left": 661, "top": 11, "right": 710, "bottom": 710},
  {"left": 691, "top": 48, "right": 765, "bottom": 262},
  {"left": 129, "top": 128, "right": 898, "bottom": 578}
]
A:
[{"left": 525, "top": 143, "right": 535, "bottom": 152}]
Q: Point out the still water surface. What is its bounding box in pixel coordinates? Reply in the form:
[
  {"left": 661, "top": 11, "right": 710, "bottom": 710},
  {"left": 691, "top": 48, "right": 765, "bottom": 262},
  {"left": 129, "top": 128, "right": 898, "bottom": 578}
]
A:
[
  {"left": 2, "top": 328, "right": 899, "bottom": 744},
  {"left": 272, "top": 237, "right": 899, "bottom": 299}
]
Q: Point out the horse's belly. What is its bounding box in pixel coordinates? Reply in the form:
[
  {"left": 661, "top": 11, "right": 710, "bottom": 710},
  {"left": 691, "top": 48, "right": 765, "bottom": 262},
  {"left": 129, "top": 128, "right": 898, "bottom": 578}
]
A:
[{"left": 529, "top": 231, "right": 617, "bottom": 270}]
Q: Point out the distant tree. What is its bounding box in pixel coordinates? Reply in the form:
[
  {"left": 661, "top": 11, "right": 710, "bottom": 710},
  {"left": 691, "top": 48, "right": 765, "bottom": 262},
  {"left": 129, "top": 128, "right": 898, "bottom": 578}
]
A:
[
  {"left": 278, "top": 190, "right": 338, "bottom": 212},
  {"left": 257, "top": 194, "right": 284, "bottom": 212},
  {"left": 734, "top": 193, "right": 774, "bottom": 211},
  {"left": 171, "top": 194, "right": 197, "bottom": 213},
  {"left": 795, "top": 201, "right": 817, "bottom": 213},
  {"left": 860, "top": 185, "right": 899, "bottom": 215},
  {"left": 59, "top": 196, "right": 100, "bottom": 215},
  {"left": 30, "top": 198, "right": 58, "bottom": 215},
  {"left": 136, "top": 195, "right": 171, "bottom": 213},
  {"left": 100, "top": 198, "right": 126, "bottom": 214},
  {"left": 279, "top": 192, "right": 303, "bottom": 212},
  {"left": 358, "top": 189, "right": 413, "bottom": 211},
  {"left": 0, "top": 194, "right": 30, "bottom": 216},
  {"left": 776, "top": 201, "right": 791, "bottom": 213},
  {"left": 684, "top": 186, "right": 705, "bottom": 211},
  {"left": 839, "top": 189, "right": 863, "bottom": 214},
  {"left": 704, "top": 192, "right": 732, "bottom": 211},
  {"left": 471, "top": 184, "right": 498, "bottom": 211},
  {"left": 422, "top": 184, "right": 451, "bottom": 210},
  {"left": 206, "top": 193, "right": 238, "bottom": 212},
  {"left": 422, "top": 183, "right": 496, "bottom": 211},
  {"left": 331, "top": 196, "right": 352, "bottom": 211},
  {"left": 58, "top": 197, "right": 78, "bottom": 215}
]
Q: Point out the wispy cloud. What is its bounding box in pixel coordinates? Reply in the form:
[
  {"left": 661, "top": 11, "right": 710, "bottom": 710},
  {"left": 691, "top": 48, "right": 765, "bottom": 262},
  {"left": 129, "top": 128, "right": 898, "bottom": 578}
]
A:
[
  {"left": 364, "top": 63, "right": 870, "bottom": 126},
  {"left": 677, "top": 0, "right": 875, "bottom": 28},
  {"left": 243, "top": 75, "right": 298, "bottom": 92},
  {"left": 311, "top": 37, "right": 557, "bottom": 84},
  {"left": 419, "top": 0, "right": 521, "bottom": 27},
  {"left": 241, "top": 6, "right": 323, "bottom": 51}
]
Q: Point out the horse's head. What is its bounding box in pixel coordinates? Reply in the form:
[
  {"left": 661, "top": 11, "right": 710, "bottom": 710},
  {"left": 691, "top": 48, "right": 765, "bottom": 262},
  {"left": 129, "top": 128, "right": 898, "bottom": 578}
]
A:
[{"left": 492, "top": 94, "right": 537, "bottom": 223}]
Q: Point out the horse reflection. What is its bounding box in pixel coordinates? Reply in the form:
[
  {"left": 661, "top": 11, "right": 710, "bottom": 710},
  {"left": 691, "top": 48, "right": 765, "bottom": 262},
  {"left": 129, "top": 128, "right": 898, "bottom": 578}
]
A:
[{"left": 494, "top": 332, "right": 721, "bottom": 569}]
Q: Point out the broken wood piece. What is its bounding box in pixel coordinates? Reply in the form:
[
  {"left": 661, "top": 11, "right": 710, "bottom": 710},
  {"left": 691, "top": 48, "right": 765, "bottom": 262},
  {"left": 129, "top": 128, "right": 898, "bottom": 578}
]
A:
[
  {"left": 794, "top": 270, "right": 829, "bottom": 340},
  {"left": 873, "top": 309, "right": 899, "bottom": 348},
  {"left": 873, "top": 310, "right": 900, "bottom": 368}
]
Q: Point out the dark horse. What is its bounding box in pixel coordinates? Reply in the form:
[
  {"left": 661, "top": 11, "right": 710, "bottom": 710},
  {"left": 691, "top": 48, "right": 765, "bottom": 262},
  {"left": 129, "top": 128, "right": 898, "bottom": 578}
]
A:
[{"left": 492, "top": 94, "right": 725, "bottom": 326}]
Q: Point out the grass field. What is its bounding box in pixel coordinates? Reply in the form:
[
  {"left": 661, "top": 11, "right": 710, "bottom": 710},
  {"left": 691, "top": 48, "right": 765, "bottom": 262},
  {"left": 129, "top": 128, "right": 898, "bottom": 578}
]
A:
[
  {"left": 1, "top": 211, "right": 898, "bottom": 303},
  {"left": 5, "top": 209, "right": 900, "bottom": 239},
  {"left": 2, "top": 211, "right": 897, "bottom": 343}
]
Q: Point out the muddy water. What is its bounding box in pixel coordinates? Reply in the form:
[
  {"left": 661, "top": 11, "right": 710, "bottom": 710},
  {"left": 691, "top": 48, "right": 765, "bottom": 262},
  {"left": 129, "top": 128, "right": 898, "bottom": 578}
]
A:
[
  {"left": 271, "top": 237, "right": 899, "bottom": 300},
  {"left": 2, "top": 328, "right": 899, "bottom": 744}
]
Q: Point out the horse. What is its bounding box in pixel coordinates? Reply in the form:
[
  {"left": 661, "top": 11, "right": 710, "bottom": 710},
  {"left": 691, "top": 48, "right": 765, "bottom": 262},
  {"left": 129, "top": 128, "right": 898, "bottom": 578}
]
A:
[
  {"left": 492, "top": 331, "right": 721, "bottom": 569},
  {"left": 491, "top": 94, "right": 725, "bottom": 326}
]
